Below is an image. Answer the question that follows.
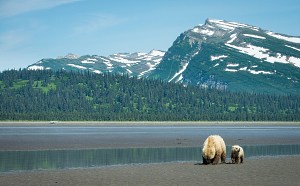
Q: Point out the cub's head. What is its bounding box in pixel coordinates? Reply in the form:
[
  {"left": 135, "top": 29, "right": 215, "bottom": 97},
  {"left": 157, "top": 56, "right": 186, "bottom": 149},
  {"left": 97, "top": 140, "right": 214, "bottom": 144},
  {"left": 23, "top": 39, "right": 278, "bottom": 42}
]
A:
[{"left": 231, "top": 145, "right": 241, "bottom": 153}]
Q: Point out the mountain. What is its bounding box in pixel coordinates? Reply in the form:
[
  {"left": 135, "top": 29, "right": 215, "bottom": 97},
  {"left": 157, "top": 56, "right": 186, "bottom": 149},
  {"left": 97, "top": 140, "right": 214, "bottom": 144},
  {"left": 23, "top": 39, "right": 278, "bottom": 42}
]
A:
[
  {"left": 28, "top": 19, "right": 300, "bottom": 95},
  {"left": 148, "top": 19, "right": 300, "bottom": 95},
  {"left": 28, "top": 50, "right": 165, "bottom": 78}
]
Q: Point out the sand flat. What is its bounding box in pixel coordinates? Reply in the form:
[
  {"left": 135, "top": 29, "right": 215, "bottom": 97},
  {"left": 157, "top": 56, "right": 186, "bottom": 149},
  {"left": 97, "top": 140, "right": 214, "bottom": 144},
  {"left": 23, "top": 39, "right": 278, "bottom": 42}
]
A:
[
  {"left": 0, "top": 122, "right": 300, "bottom": 150},
  {"left": 0, "top": 156, "right": 299, "bottom": 186},
  {"left": 1, "top": 123, "right": 300, "bottom": 150}
]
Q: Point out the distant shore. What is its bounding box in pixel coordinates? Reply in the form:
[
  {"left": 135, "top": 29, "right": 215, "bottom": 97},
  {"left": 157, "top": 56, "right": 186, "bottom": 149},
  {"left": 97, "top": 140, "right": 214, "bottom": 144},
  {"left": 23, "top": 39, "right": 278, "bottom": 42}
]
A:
[
  {"left": 1, "top": 156, "right": 300, "bottom": 186},
  {"left": 1, "top": 121, "right": 300, "bottom": 127}
]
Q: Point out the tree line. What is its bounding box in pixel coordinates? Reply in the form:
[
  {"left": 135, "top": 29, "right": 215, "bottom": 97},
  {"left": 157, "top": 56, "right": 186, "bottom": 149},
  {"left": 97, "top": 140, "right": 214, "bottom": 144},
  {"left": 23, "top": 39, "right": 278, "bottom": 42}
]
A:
[{"left": 0, "top": 69, "right": 299, "bottom": 121}]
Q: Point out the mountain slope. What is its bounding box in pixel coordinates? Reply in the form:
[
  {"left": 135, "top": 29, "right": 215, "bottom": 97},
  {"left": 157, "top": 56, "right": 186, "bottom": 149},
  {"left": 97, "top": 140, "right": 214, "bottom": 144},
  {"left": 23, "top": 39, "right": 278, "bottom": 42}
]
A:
[
  {"left": 148, "top": 19, "right": 300, "bottom": 95},
  {"left": 28, "top": 50, "right": 165, "bottom": 78}
]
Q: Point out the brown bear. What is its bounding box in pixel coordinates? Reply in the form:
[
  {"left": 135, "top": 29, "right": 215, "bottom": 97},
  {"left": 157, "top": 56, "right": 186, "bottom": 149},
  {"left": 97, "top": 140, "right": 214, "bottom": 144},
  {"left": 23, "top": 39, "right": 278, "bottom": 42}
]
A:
[
  {"left": 231, "top": 145, "right": 244, "bottom": 164},
  {"left": 202, "top": 135, "right": 226, "bottom": 165}
]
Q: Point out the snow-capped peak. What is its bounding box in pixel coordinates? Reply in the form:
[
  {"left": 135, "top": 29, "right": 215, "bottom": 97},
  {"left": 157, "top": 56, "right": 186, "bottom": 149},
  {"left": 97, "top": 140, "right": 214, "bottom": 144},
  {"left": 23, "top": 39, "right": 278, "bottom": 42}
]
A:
[
  {"left": 205, "top": 19, "right": 259, "bottom": 31},
  {"left": 148, "top": 49, "right": 165, "bottom": 57},
  {"left": 63, "top": 53, "right": 79, "bottom": 59},
  {"left": 107, "top": 50, "right": 165, "bottom": 65},
  {"left": 191, "top": 19, "right": 260, "bottom": 38}
]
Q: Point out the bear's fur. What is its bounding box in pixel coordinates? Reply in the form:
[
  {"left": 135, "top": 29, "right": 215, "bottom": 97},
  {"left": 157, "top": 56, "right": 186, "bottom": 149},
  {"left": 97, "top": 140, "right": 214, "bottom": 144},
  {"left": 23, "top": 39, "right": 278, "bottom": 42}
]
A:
[
  {"left": 202, "top": 135, "right": 226, "bottom": 165},
  {"left": 231, "top": 145, "right": 244, "bottom": 164}
]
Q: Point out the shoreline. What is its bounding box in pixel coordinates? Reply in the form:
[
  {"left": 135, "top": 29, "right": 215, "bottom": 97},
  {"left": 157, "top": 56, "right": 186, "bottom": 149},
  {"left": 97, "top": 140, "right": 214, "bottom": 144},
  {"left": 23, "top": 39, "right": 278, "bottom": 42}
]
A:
[
  {"left": 1, "top": 155, "right": 299, "bottom": 186},
  {"left": 1, "top": 121, "right": 300, "bottom": 127}
]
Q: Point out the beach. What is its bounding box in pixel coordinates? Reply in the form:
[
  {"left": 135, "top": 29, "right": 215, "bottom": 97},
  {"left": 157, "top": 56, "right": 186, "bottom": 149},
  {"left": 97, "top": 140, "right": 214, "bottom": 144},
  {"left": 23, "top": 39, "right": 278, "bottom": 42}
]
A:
[{"left": 0, "top": 122, "right": 300, "bottom": 185}]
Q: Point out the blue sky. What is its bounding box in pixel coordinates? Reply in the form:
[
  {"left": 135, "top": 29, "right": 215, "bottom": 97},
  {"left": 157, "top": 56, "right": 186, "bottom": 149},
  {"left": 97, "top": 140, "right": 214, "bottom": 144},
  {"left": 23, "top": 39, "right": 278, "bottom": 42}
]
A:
[{"left": 0, "top": 0, "right": 300, "bottom": 71}]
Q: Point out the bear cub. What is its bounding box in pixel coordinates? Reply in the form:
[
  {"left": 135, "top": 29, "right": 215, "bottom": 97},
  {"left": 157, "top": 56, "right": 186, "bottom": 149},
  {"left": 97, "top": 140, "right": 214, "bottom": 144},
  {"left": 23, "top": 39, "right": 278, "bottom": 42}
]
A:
[{"left": 231, "top": 145, "right": 244, "bottom": 164}]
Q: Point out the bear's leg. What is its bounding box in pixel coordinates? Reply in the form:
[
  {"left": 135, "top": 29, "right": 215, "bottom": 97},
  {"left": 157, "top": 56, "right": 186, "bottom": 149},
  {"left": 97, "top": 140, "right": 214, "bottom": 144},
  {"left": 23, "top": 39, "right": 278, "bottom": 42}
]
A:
[
  {"left": 212, "top": 155, "right": 220, "bottom": 165},
  {"left": 240, "top": 156, "right": 243, "bottom": 163},
  {"left": 221, "top": 152, "right": 226, "bottom": 163},
  {"left": 231, "top": 153, "right": 235, "bottom": 163}
]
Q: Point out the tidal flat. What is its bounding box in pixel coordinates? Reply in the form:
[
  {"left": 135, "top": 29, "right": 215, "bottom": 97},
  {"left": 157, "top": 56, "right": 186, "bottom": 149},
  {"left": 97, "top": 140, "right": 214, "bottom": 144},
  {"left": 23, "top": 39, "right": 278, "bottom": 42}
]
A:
[{"left": 0, "top": 121, "right": 300, "bottom": 185}]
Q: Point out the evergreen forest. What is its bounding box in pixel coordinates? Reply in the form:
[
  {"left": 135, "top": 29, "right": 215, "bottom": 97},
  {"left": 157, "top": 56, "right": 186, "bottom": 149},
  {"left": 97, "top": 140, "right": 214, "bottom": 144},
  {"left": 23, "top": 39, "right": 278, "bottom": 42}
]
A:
[{"left": 0, "top": 69, "right": 299, "bottom": 121}]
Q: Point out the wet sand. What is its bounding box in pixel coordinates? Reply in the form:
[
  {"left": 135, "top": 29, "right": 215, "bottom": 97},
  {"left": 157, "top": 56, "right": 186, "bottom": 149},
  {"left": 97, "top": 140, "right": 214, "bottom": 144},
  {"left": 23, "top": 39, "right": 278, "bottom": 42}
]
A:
[{"left": 1, "top": 156, "right": 299, "bottom": 186}]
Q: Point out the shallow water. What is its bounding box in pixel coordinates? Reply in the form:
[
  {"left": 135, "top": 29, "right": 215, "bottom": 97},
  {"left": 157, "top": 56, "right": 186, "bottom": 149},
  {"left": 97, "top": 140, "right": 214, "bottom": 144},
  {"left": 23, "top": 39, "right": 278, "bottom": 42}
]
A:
[{"left": 1, "top": 145, "right": 300, "bottom": 172}]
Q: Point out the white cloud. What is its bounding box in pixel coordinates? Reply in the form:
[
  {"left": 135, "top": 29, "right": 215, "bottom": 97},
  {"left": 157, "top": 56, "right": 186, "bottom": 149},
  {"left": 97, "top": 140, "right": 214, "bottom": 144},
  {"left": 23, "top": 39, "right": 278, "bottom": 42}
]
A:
[
  {"left": 0, "top": 0, "right": 80, "bottom": 19},
  {"left": 73, "top": 14, "right": 128, "bottom": 35},
  {"left": 0, "top": 29, "right": 28, "bottom": 51}
]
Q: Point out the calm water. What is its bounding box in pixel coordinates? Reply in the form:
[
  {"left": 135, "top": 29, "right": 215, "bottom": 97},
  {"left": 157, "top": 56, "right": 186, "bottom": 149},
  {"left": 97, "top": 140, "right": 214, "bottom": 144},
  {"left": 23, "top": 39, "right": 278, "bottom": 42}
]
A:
[
  {"left": 1, "top": 145, "right": 300, "bottom": 172},
  {"left": 1, "top": 125, "right": 300, "bottom": 172}
]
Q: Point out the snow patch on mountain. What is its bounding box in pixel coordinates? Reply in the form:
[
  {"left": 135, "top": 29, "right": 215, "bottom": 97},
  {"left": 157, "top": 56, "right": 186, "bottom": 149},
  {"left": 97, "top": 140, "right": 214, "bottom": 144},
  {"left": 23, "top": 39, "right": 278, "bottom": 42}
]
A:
[
  {"left": 148, "top": 50, "right": 165, "bottom": 57},
  {"left": 208, "top": 19, "right": 238, "bottom": 31},
  {"left": 67, "top": 64, "right": 87, "bottom": 69},
  {"left": 266, "top": 31, "right": 300, "bottom": 44},
  {"left": 227, "top": 34, "right": 237, "bottom": 44},
  {"left": 137, "top": 52, "right": 147, "bottom": 56},
  {"left": 81, "top": 58, "right": 97, "bottom": 64},
  {"left": 138, "top": 60, "right": 161, "bottom": 78},
  {"left": 239, "top": 67, "right": 248, "bottom": 71},
  {"left": 168, "top": 50, "right": 199, "bottom": 82},
  {"left": 93, "top": 70, "right": 101, "bottom": 74},
  {"left": 108, "top": 50, "right": 165, "bottom": 67},
  {"left": 224, "top": 65, "right": 275, "bottom": 75},
  {"left": 224, "top": 68, "right": 238, "bottom": 72},
  {"left": 28, "top": 65, "right": 44, "bottom": 70},
  {"left": 225, "top": 42, "right": 300, "bottom": 67},
  {"left": 288, "top": 57, "right": 300, "bottom": 67},
  {"left": 192, "top": 27, "right": 214, "bottom": 36},
  {"left": 98, "top": 57, "right": 110, "bottom": 62},
  {"left": 169, "top": 62, "right": 190, "bottom": 82},
  {"left": 248, "top": 69, "right": 274, "bottom": 75},
  {"left": 108, "top": 56, "right": 140, "bottom": 64},
  {"left": 227, "top": 63, "right": 239, "bottom": 67},
  {"left": 285, "top": 45, "right": 300, "bottom": 52},
  {"left": 126, "top": 69, "right": 133, "bottom": 74},
  {"left": 211, "top": 55, "right": 228, "bottom": 61},
  {"left": 243, "top": 34, "right": 266, "bottom": 39},
  {"left": 207, "top": 19, "right": 258, "bottom": 31}
]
